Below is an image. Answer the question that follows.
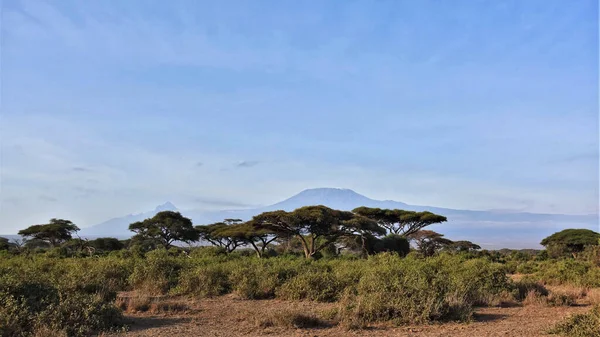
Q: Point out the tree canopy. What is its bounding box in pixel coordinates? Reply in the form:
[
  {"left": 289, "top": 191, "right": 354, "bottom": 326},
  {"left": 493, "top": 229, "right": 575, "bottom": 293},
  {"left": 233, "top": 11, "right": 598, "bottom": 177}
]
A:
[
  {"left": 252, "top": 205, "right": 384, "bottom": 258},
  {"left": 352, "top": 207, "right": 447, "bottom": 236},
  {"left": 0, "top": 237, "right": 14, "bottom": 251},
  {"left": 214, "top": 221, "right": 278, "bottom": 257},
  {"left": 129, "top": 211, "right": 198, "bottom": 249},
  {"left": 408, "top": 230, "right": 453, "bottom": 257},
  {"left": 196, "top": 219, "right": 245, "bottom": 253},
  {"left": 18, "top": 219, "right": 80, "bottom": 247},
  {"left": 447, "top": 240, "right": 481, "bottom": 253},
  {"left": 541, "top": 229, "right": 600, "bottom": 258}
]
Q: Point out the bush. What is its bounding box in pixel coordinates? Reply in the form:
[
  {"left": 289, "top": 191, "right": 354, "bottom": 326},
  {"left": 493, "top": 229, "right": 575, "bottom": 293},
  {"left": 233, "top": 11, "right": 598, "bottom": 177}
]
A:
[
  {"left": 129, "top": 249, "right": 184, "bottom": 294},
  {"left": 548, "top": 305, "right": 600, "bottom": 337},
  {"left": 173, "top": 264, "right": 231, "bottom": 297},
  {"left": 336, "top": 254, "right": 510, "bottom": 327},
  {"left": 0, "top": 277, "right": 124, "bottom": 337},
  {"left": 276, "top": 269, "right": 345, "bottom": 302},
  {"left": 257, "top": 309, "right": 328, "bottom": 329}
]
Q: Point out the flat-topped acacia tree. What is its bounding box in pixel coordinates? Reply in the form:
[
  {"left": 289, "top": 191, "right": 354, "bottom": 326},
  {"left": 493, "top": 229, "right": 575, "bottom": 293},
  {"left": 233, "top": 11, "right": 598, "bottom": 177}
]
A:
[
  {"left": 352, "top": 207, "right": 447, "bottom": 236},
  {"left": 252, "top": 205, "right": 384, "bottom": 259},
  {"left": 18, "top": 218, "right": 80, "bottom": 247},
  {"left": 196, "top": 219, "right": 245, "bottom": 253},
  {"left": 541, "top": 228, "right": 600, "bottom": 258},
  {"left": 129, "top": 211, "right": 199, "bottom": 249},
  {"left": 214, "top": 221, "right": 279, "bottom": 258}
]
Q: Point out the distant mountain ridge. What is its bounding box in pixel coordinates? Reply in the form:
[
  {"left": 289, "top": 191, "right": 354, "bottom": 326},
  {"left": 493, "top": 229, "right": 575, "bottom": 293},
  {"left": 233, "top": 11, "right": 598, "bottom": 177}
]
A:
[{"left": 80, "top": 188, "right": 599, "bottom": 249}]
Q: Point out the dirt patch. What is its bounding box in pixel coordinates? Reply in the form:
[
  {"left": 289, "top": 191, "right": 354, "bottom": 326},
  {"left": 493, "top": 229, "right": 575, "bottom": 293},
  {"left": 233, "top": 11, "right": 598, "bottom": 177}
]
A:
[{"left": 105, "top": 294, "right": 594, "bottom": 337}]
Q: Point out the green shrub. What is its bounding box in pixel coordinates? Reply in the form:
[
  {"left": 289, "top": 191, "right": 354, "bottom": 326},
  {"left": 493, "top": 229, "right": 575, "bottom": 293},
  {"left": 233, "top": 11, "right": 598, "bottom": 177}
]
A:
[
  {"left": 0, "top": 277, "right": 124, "bottom": 337},
  {"left": 548, "top": 305, "right": 600, "bottom": 337},
  {"left": 173, "top": 264, "right": 231, "bottom": 297},
  {"left": 129, "top": 249, "right": 184, "bottom": 294},
  {"left": 276, "top": 269, "right": 345, "bottom": 302},
  {"left": 336, "top": 254, "right": 510, "bottom": 327}
]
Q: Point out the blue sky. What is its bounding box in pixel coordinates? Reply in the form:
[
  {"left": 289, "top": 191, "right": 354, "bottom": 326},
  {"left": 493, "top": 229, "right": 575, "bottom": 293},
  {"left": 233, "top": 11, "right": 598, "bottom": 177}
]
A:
[{"left": 1, "top": 0, "right": 598, "bottom": 233}]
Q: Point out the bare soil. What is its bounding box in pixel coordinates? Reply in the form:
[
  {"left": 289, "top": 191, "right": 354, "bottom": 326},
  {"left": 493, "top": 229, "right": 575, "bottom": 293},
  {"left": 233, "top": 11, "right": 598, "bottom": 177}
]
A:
[{"left": 108, "top": 293, "right": 593, "bottom": 337}]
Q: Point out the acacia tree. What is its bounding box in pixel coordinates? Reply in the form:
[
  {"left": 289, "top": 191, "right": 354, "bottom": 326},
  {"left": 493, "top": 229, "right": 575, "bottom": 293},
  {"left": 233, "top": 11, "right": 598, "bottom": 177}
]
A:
[
  {"left": 337, "top": 215, "right": 386, "bottom": 256},
  {"left": 129, "top": 211, "right": 199, "bottom": 249},
  {"left": 408, "top": 230, "right": 453, "bottom": 257},
  {"left": 18, "top": 219, "right": 80, "bottom": 247},
  {"left": 0, "top": 237, "right": 13, "bottom": 251},
  {"left": 196, "top": 219, "right": 245, "bottom": 253},
  {"left": 252, "top": 205, "right": 384, "bottom": 259},
  {"left": 447, "top": 240, "right": 481, "bottom": 253},
  {"left": 541, "top": 229, "right": 600, "bottom": 258},
  {"left": 215, "top": 221, "right": 278, "bottom": 257},
  {"left": 352, "top": 207, "right": 447, "bottom": 236}
]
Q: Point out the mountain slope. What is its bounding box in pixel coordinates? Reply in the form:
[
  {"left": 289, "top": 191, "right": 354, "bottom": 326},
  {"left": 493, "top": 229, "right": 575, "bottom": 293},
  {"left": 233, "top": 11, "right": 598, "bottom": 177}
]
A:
[{"left": 81, "top": 188, "right": 599, "bottom": 248}]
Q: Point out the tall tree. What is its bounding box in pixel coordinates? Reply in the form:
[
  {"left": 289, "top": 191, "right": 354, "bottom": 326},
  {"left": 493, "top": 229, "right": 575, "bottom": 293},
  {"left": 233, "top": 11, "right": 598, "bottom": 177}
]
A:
[
  {"left": 541, "top": 229, "right": 600, "bottom": 258},
  {"left": 18, "top": 219, "right": 80, "bottom": 247},
  {"left": 408, "top": 230, "right": 453, "bottom": 257},
  {"left": 0, "top": 237, "right": 13, "bottom": 251},
  {"left": 447, "top": 240, "right": 481, "bottom": 253},
  {"left": 252, "top": 206, "right": 384, "bottom": 259},
  {"left": 352, "top": 207, "right": 447, "bottom": 236},
  {"left": 129, "top": 211, "right": 199, "bottom": 249},
  {"left": 215, "top": 221, "right": 278, "bottom": 257},
  {"left": 196, "top": 220, "right": 244, "bottom": 253}
]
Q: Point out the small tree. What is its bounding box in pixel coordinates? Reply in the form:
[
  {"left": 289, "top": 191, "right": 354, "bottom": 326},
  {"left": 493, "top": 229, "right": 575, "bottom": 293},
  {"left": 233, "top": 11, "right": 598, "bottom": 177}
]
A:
[
  {"left": 541, "top": 229, "right": 600, "bottom": 258},
  {"left": 408, "top": 230, "right": 453, "bottom": 257},
  {"left": 0, "top": 237, "right": 13, "bottom": 251},
  {"left": 129, "top": 211, "right": 199, "bottom": 249},
  {"left": 447, "top": 240, "right": 481, "bottom": 253},
  {"left": 196, "top": 219, "right": 244, "bottom": 253},
  {"left": 88, "top": 237, "right": 125, "bottom": 252},
  {"left": 352, "top": 207, "right": 447, "bottom": 236},
  {"left": 18, "top": 219, "right": 80, "bottom": 247},
  {"left": 215, "top": 221, "right": 278, "bottom": 258}
]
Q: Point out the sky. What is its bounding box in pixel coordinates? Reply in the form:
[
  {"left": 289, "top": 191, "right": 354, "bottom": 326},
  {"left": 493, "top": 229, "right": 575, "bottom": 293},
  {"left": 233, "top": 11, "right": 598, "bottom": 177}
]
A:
[{"left": 0, "top": 0, "right": 598, "bottom": 233}]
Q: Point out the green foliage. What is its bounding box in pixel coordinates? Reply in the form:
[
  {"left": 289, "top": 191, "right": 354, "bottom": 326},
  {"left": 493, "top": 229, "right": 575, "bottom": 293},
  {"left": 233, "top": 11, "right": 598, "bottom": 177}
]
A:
[
  {"left": 196, "top": 221, "right": 244, "bottom": 253},
  {"left": 408, "top": 230, "right": 453, "bottom": 257},
  {"left": 252, "top": 206, "right": 384, "bottom": 259},
  {"left": 336, "top": 254, "right": 508, "bottom": 327},
  {"left": 276, "top": 270, "right": 346, "bottom": 302},
  {"left": 352, "top": 207, "right": 447, "bottom": 236},
  {"left": 129, "top": 211, "right": 199, "bottom": 249},
  {"left": 378, "top": 234, "right": 410, "bottom": 256},
  {"left": 0, "top": 259, "right": 125, "bottom": 337},
  {"left": 541, "top": 229, "right": 600, "bottom": 258},
  {"left": 129, "top": 249, "right": 184, "bottom": 295},
  {"left": 18, "top": 219, "right": 80, "bottom": 247},
  {"left": 548, "top": 305, "right": 600, "bottom": 337},
  {"left": 88, "top": 237, "right": 125, "bottom": 253},
  {"left": 0, "top": 237, "right": 14, "bottom": 251}
]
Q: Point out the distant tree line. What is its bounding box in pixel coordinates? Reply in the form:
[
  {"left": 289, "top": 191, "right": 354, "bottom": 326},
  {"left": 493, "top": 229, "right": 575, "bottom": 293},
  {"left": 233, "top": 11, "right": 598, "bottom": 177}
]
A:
[{"left": 3, "top": 205, "right": 598, "bottom": 259}]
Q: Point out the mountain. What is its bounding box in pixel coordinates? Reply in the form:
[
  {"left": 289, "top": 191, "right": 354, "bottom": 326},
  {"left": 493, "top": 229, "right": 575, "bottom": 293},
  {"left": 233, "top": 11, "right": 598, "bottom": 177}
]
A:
[
  {"left": 81, "top": 188, "right": 599, "bottom": 248},
  {"left": 81, "top": 201, "right": 178, "bottom": 237}
]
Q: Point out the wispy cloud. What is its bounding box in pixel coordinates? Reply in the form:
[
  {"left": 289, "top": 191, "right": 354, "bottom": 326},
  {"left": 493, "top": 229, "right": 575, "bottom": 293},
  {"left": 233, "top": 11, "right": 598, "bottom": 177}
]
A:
[
  {"left": 193, "top": 197, "right": 256, "bottom": 209},
  {"left": 235, "top": 160, "right": 260, "bottom": 168},
  {"left": 72, "top": 166, "right": 91, "bottom": 172},
  {"left": 38, "top": 195, "right": 58, "bottom": 202}
]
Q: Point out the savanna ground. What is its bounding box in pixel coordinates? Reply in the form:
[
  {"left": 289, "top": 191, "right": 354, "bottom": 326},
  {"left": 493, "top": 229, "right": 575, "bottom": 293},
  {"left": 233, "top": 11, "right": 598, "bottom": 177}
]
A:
[
  {"left": 2, "top": 247, "right": 600, "bottom": 337},
  {"left": 111, "top": 290, "right": 595, "bottom": 337}
]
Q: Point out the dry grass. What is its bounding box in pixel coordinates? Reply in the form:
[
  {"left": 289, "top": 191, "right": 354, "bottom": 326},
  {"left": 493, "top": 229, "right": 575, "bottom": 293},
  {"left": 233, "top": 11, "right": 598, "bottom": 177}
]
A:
[
  {"left": 116, "top": 294, "right": 191, "bottom": 314},
  {"left": 522, "top": 290, "right": 577, "bottom": 307},
  {"left": 256, "top": 309, "right": 329, "bottom": 329},
  {"left": 116, "top": 295, "right": 152, "bottom": 313},
  {"left": 586, "top": 288, "right": 600, "bottom": 305},
  {"left": 148, "top": 301, "right": 190, "bottom": 314}
]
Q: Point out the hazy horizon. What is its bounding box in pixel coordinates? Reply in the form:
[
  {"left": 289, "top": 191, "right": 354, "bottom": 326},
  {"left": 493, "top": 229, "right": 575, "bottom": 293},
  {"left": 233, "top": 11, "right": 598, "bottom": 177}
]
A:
[{"left": 1, "top": 0, "right": 598, "bottom": 234}]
